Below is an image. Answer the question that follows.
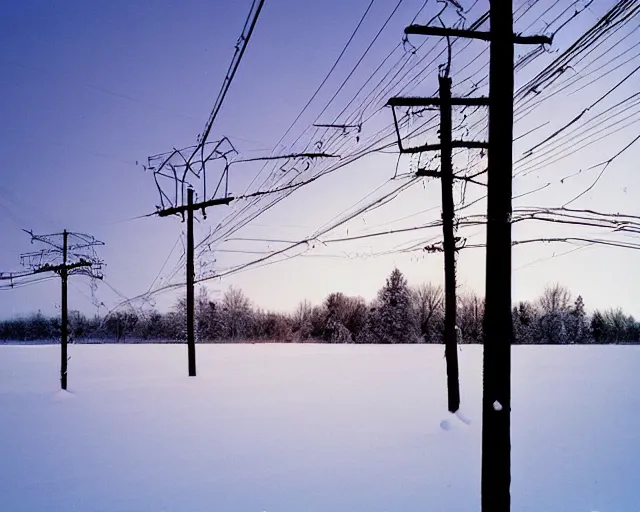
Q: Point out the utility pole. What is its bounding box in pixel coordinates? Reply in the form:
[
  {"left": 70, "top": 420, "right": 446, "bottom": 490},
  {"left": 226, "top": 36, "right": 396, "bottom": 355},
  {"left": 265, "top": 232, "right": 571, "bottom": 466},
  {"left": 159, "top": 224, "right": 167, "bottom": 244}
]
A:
[
  {"left": 186, "top": 188, "right": 196, "bottom": 377},
  {"left": 157, "top": 192, "right": 233, "bottom": 377},
  {"left": 391, "top": 7, "right": 551, "bottom": 510},
  {"left": 388, "top": 81, "right": 487, "bottom": 413},
  {"left": 61, "top": 230, "right": 69, "bottom": 390},
  {"left": 20, "top": 230, "right": 104, "bottom": 390},
  {"left": 483, "top": 2, "right": 515, "bottom": 510},
  {"left": 438, "top": 75, "right": 460, "bottom": 414},
  {"left": 150, "top": 140, "right": 335, "bottom": 377}
]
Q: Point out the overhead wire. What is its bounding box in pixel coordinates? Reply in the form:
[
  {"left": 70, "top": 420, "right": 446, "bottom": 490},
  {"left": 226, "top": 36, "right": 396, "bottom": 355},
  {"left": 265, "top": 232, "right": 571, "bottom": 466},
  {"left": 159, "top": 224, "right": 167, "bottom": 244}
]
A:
[{"left": 107, "top": 0, "right": 640, "bottom": 312}]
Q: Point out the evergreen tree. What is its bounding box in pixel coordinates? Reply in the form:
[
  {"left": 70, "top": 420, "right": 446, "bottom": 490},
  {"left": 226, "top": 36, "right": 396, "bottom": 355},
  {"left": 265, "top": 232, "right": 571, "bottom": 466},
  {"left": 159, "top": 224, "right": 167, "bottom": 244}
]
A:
[
  {"left": 512, "top": 301, "right": 539, "bottom": 344},
  {"left": 567, "top": 295, "right": 588, "bottom": 343},
  {"left": 324, "top": 317, "right": 352, "bottom": 343},
  {"left": 321, "top": 293, "right": 349, "bottom": 342},
  {"left": 370, "top": 268, "right": 417, "bottom": 343},
  {"left": 355, "top": 307, "right": 379, "bottom": 344},
  {"left": 170, "top": 296, "right": 188, "bottom": 340},
  {"left": 68, "top": 310, "right": 88, "bottom": 341},
  {"left": 141, "top": 310, "right": 165, "bottom": 340},
  {"left": 591, "top": 310, "right": 605, "bottom": 343},
  {"left": 627, "top": 317, "right": 640, "bottom": 343},
  {"left": 320, "top": 293, "right": 366, "bottom": 342}
]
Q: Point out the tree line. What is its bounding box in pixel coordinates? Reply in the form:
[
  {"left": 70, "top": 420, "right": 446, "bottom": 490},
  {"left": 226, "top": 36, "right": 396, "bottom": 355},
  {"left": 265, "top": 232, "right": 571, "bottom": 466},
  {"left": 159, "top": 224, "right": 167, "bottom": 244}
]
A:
[{"left": 0, "top": 268, "right": 638, "bottom": 344}]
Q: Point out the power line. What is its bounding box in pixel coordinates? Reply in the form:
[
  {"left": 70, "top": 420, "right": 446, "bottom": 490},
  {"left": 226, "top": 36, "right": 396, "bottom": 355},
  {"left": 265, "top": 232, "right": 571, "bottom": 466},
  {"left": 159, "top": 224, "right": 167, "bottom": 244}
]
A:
[{"left": 198, "top": 0, "right": 266, "bottom": 146}]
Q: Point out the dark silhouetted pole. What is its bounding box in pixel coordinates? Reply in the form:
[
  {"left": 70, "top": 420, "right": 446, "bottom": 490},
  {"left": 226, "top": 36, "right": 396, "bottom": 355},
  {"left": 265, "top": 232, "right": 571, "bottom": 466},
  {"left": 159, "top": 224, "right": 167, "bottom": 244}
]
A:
[
  {"left": 439, "top": 75, "right": 460, "bottom": 413},
  {"left": 19, "top": 229, "right": 101, "bottom": 390},
  {"left": 388, "top": 83, "right": 486, "bottom": 413},
  {"left": 61, "top": 229, "right": 68, "bottom": 390},
  {"left": 482, "top": 1, "right": 514, "bottom": 510},
  {"left": 157, "top": 193, "right": 236, "bottom": 377},
  {"left": 187, "top": 188, "right": 196, "bottom": 377}
]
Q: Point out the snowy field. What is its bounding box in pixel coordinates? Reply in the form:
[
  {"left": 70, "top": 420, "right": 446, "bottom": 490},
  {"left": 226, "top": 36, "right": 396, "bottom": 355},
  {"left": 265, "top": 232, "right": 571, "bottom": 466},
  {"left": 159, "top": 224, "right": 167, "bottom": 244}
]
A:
[{"left": 1, "top": 344, "right": 639, "bottom": 512}]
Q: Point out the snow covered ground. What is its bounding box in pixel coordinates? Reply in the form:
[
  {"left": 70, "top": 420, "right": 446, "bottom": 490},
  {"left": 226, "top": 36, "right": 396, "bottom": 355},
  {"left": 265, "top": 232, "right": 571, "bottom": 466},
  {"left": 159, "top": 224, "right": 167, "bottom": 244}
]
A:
[{"left": 1, "top": 344, "right": 639, "bottom": 512}]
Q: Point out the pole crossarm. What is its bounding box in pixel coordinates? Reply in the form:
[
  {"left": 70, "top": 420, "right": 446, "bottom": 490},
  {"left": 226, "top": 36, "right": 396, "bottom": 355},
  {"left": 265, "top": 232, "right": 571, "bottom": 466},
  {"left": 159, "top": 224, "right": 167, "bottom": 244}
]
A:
[
  {"left": 19, "top": 230, "right": 104, "bottom": 277},
  {"left": 230, "top": 152, "right": 340, "bottom": 165},
  {"left": 388, "top": 94, "right": 488, "bottom": 155},
  {"left": 387, "top": 96, "right": 489, "bottom": 107},
  {"left": 404, "top": 25, "right": 552, "bottom": 45},
  {"left": 0, "top": 270, "right": 37, "bottom": 281},
  {"left": 403, "top": 140, "right": 489, "bottom": 154},
  {"left": 312, "top": 124, "right": 361, "bottom": 129},
  {"left": 156, "top": 196, "right": 235, "bottom": 217},
  {"left": 416, "top": 168, "right": 487, "bottom": 186},
  {"left": 32, "top": 260, "right": 93, "bottom": 275}
]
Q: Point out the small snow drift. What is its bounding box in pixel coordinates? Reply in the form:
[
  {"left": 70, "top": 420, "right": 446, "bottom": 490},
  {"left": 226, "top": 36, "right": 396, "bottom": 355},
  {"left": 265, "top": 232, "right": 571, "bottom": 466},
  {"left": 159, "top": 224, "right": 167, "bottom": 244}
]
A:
[
  {"left": 52, "top": 389, "right": 75, "bottom": 402},
  {"left": 455, "top": 410, "right": 472, "bottom": 425},
  {"left": 440, "top": 419, "right": 453, "bottom": 431}
]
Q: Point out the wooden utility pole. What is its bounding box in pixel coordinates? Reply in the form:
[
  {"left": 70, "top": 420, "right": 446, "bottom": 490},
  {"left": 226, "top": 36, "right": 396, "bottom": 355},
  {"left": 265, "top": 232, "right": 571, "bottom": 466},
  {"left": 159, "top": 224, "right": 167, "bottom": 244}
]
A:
[
  {"left": 46, "top": 256, "right": 92, "bottom": 391},
  {"left": 186, "top": 188, "right": 196, "bottom": 377},
  {"left": 157, "top": 193, "right": 233, "bottom": 377},
  {"left": 482, "top": 1, "right": 516, "bottom": 509},
  {"left": 20, "top": 229, "right": 103, "bottom": 390},
  {"left": 438, "top": 75, "right": 460, "bottom": 413},
  {"left": 61, "top": 229, "right": 69, "bottom": 390},
  {"left": 150, "top": 137, "right": 336, "bottom": 377},
  {"left": 388, "top": 79, "right": 488, "bottom": 414},
  {"left": 391, "top": 7, "right": 551, "bottom": 510}
]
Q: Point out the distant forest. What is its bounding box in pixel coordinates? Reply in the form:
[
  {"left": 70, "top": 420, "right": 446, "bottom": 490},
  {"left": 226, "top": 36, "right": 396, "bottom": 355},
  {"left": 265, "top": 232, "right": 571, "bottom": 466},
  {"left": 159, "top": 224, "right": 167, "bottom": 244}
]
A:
[{"left": 1, "top": 269, "right": 638, "bottom": 344}]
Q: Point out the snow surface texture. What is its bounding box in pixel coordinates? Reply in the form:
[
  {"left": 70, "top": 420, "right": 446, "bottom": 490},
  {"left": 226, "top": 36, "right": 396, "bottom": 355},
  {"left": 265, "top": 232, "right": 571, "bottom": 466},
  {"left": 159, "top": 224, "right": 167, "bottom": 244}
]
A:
[{"left": 1, "top": 344, "right": 639, "bottom": 512}]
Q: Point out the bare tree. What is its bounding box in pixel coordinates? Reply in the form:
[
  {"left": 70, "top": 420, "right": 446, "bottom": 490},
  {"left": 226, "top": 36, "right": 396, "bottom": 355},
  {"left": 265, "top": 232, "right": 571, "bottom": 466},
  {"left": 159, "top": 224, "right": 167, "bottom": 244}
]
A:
[
  {"left": 538, "top": 284, "right": 572, "bottom": 344},
  {"left": 255, "top": 311, "right": 293, "bottom": 342},
  {"left": 195, "top": 286, "right": 226, "bottom": 342},
  {"left": 411, "top": 283, "right": 444, "bottom": 343},
  {"left": 538, "top": 283, "right": 572, "bottom": 314},
  {"left": 223, "top": 286, "right": 252, "bottom": 340},
  {"left": 602, "top": 308, "right": 634, "bottom": 343},
  {"left": 293, "top": 300, "right": 313, "bottom": 325},
  {"left": 343, "top": 297, "right": 367, "bottom": 340},
  {"left": 292, "top": 300, "right": 314, "bottom": 340},
  {"left": 458, "top": 291, "right": 484, "bottom": 343}
]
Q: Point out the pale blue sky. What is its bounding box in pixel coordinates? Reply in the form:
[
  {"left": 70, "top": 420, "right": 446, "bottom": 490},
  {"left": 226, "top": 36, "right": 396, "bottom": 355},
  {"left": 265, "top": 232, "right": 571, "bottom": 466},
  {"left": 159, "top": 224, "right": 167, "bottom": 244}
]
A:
[{"left": 1, "top": 0, "right": 639, "bottom": 319}]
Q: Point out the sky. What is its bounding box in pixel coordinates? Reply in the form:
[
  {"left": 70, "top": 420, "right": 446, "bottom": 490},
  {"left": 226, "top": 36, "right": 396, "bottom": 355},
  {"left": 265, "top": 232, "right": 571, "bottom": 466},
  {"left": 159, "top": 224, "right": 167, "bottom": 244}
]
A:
[{"left": 1, "top": 0, "right": 639, "bottom": 319}]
